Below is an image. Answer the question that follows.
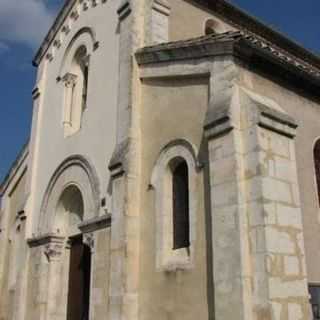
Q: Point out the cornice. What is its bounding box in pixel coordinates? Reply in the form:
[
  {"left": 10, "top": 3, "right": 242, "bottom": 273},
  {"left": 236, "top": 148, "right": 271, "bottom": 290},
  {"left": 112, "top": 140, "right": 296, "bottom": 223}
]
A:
[
  {"left": 78, "top": 214, "right": 112, "bottom": 233},
  {"left": 33, "top": 0, "right": 320, "bottom": 77},
  {"left": 136, "top": 31, "right": 320, "bottom": 98},
  {"left": 27, "top": 233, "right": 65, "bottom": 247},
  {"left": 33, "top": 0, "right": 106, "bottom": 67}
]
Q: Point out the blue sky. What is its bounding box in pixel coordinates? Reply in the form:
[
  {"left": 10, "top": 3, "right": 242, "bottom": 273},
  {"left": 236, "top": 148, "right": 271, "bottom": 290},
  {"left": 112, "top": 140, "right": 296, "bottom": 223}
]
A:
[{"left": 0, "top": 0, "right": 319, "bottom": 182}]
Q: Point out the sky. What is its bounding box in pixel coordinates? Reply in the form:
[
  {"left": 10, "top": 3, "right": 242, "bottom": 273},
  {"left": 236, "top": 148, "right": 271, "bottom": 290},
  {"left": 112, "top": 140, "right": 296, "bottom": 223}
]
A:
[{"left": 0, "top": 0, "right": 319, "bottom": 182}]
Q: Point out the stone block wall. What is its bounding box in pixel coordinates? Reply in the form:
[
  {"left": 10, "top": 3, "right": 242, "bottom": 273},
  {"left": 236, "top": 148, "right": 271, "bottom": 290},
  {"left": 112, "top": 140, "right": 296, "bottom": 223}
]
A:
[{"left": 205, "top": 81, "right": 311, "bottom": 320}]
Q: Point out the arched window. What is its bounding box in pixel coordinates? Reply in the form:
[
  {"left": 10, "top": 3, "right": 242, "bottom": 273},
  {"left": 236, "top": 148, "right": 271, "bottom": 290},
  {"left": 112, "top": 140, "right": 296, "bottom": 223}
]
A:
[
  {"left": 204, "top": 19, "right": 217, "bottom": 35},
  {"left": 56, "top": 184, "right": 84, "bottom": 232},
  {"left": 151, "top": 141, "right": 198, "bottom": 271},
  {"left": 314, "top": 139, "right": 320, "bottom": 206},
  {"left": 172, "top": 160, "right": 190, "bottom": 250},
  {"left": 62, "top": 45, "right": 90, "bottom": 137}
]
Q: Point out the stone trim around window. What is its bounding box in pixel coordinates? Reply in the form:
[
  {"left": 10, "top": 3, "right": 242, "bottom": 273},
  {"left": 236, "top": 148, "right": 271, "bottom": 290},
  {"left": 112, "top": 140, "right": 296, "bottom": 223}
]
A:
[{"left": 151, "top": 140, "right": 199, "bottom": 272}]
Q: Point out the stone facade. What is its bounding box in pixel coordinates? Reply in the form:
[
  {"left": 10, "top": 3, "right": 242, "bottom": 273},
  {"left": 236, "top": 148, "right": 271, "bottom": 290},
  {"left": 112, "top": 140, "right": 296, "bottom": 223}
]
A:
[{"left": 1, "top": 1, "right": 320, "bottom": 320}]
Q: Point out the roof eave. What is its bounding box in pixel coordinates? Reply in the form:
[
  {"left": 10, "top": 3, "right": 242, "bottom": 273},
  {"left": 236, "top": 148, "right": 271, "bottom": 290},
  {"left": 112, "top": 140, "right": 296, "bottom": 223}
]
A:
[
  {"left": 136, "top": 37, "right": 320, "bottom": 99},
  {"left": 0, "top": 142, "right": 29, "bottom": 197},
  {"left": 198, "top": 0, "right": 320, "bottom": 69},
  {"left": 32, "top": 0, "right": 77, "bottom": 67}
]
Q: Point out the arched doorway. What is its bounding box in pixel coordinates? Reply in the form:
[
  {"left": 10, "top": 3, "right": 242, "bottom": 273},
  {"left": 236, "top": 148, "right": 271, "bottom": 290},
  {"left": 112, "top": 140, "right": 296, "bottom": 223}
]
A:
[{"left": 56, "top": 185, "right": 91, "bottom": 320}]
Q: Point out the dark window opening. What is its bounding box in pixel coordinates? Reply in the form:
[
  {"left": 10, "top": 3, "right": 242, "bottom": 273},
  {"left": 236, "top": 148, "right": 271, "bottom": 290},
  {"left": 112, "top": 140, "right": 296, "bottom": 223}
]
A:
[
  {"left": 205, "top": 26, "right": 216, "bottom": 35},
  {"left": 67, "top": 235, "right": 91, "bottom": 320},
  {"left": 82, "top": 63, "right": 89, "bottom": 111},
  {"left": 172, "top": 161, "right": 190, "bottom": 250},
  {"left": 205, "top": 19, "right": 217, "bottom": 35},
  {"left": 309, "top": 284, "right": 320, "bottom": 319},
  {"left": 314, "top": 140, "right": 320, "bottom": 206}
]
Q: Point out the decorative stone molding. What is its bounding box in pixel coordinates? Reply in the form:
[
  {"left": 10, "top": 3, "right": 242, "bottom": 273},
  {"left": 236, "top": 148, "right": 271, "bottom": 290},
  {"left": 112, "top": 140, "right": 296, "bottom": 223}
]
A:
[
  {"left": 70, "top": 8, "right": 80, "bottom": 21},
  {"left": 32, "top": 87, "right": 41, "bottom": 100},
  {"left": 44, "top": 242, "right": 64, "bottom": 262},
  {"left": 204, "top": 106, "right": 233, "bottom": 140},
  {"left": 53, "top": 39, "right": 62, "bottom": 49},
  {"left": 17, "top": 210, "right": 27, "bottom": 223},
  {"left": 27, "top": 233, "right": 65, "bottom": 261},
  {"left": 62, "top": 24, "right": 71, "bottom": 35},
  {"left": 39, "top": 155, "right": 101, "bottom": 233},
  {"left": 46, "top": 52, "right": 53, "bottom": 62},
  {"left": 136, "top": 31, "right": 320, "bottom": 96},
  {"left": 80, "top": 0, "right": 90, "bottom": 11},
  {"left": 117, "top": 0, "right": 131, "bottom": 21},
  {"left": 257, "top": 104, "right": 298, "bottom": 139},
  {"left": 27, "top": 233, "right": 65, "bottom": 248},
  {"left": 58, "top": 27, "right": 97, "bottom": 78},
  {"left": 83, "top": 233, "right": 95, "bottom": 251},
  {"left": 108, "top": 139, "right": 129, "bottom": 178},
  {"left": 62, "top": 72, "right": 78, "bottom": 88},
  {"left": 151, "top": 140, "right": 199, "bottom": 271},
  {"left": 33, "top": 0, "right": 105, "bottom": 66},
  {"left": 78, "top": 214, "right": 111, "bottom": 233},
  {"left": 152, "top": 0, "right": 170, "bottom": 16}
]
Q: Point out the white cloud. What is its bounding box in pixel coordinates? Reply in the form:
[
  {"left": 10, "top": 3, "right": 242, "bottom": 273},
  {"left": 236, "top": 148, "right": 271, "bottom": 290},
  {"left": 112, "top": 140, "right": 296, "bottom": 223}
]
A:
[{"left": 0, "top": 0, "right": 58, "bottom": 50}]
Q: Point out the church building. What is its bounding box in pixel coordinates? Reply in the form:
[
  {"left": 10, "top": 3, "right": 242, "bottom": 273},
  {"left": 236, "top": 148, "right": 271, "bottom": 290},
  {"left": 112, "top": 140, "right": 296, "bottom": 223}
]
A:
[{"left": 1, "top": 0, "right": 320, "bottom": 319}]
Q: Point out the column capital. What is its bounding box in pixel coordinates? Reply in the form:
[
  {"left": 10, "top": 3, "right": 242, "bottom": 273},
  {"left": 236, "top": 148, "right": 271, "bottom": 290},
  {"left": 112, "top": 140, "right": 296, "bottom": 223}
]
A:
[
  {"left": 27, "top": 233, "right": 65, "bottom": 262},
  {"left": 83, "top": 233, "right": 95, "bottom": 252},
  {"left": 62, "top": 72, "right": 77, "bottom": 88}
]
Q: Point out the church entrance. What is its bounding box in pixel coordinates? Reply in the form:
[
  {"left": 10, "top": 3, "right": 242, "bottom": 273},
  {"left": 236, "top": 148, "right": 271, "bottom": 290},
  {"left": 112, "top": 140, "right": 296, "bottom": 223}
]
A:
[
  {"left": 55, "top": 185, "right": 92, "bottom": 320},
  {"left": 66, "top": 235, "right": 91, "bottom": 320}
]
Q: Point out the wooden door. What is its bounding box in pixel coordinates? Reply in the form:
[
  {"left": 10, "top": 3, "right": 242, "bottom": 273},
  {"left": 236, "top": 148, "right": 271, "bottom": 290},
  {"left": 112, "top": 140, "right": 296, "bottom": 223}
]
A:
[{"left": 66, "top": 236, "right": 91, "bottom": 320}]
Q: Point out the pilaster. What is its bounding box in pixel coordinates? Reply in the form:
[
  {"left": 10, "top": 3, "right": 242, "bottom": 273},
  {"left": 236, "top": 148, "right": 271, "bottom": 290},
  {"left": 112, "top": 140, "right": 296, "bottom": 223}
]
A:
[
  {"left": 204, "top": 58, "right": 251, "bottom": 320},
  {"left": 205, "top": 58, "right": 311, "bottom": 319},
  {"left": 108, "top": 1, "right": 144, "bottom": 319},
  {"left": 146, "top": 0, "right": 170, "bottom": 45},
  {"left": 108, "top": 162, "right": 127, "bottom": 320},
  {"left": 238, "top": 87, "right": 311, "bottom": 320},
  {"left": 27, "top": 233, "right": 65, "bottom": 320}
]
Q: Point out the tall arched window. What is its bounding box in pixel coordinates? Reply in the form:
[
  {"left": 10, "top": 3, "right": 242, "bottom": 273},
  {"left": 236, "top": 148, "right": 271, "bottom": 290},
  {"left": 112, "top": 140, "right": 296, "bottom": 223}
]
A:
[
  {"left": 314, "top": 139, "right": 320, "bottom": 206},
  {"left": 62, "top": 45, "right": 90, "bottom": 137},
  {"left": 151, "top": 141, "right": 198, "bottom": 271},
  {"left": 172, "top": 160, "right": 190, "bottom": 250},
  {"left": 204, "top": 19, "right": 217, "bottom": 35}
]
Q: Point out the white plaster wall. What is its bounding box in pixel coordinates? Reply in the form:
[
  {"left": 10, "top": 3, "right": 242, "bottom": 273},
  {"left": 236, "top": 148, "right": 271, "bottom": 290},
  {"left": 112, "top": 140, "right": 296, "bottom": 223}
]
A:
[{"left": 31, "top": 1, "right": 120, "bottom": 234}]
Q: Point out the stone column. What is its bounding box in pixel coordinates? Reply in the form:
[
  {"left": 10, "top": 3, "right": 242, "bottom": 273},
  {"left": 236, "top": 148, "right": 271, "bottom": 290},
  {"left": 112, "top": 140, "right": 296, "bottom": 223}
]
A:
[
  {"left": 62, "top": 73, "right": 77, "bottom": 129},
  {"left": 108, "top": 1, "right": 144, "bottom": 319},
  {"left": 204, "top": 71, "right": 311, "bottom": 320}
]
